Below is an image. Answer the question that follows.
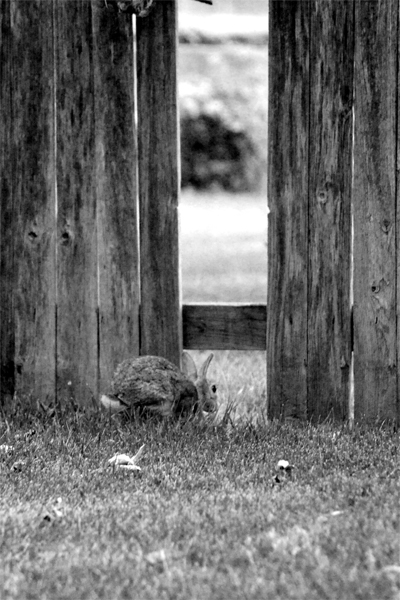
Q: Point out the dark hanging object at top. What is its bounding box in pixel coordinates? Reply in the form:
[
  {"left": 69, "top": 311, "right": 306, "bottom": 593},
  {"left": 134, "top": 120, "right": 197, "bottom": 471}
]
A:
[
  {"left": 105, "top": 0, "right": 212, "bottom": 18},
  {"left": 106, "top": 0, "right": 155, "bottom": 17}
]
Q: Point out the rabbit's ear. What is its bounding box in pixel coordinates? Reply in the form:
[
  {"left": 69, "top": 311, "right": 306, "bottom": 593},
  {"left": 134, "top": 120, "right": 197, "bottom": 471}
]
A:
[
  {"left": 182, "top": 351, "right": 198, "bottom": 381},
  {"left": 198, "top": 353, "right": 214, "bottom": 379}
]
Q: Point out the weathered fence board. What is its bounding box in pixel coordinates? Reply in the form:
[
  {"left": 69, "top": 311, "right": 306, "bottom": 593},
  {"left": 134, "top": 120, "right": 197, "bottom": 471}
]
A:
[
  {"left": 55, "top": 0, "right": 99, "bottom": 403},
  {"left": 92, "top": 4, "right": 139, "bottom": 390},
  {"left": 0, "top": 0, "right": 17, "bottom": 400},
  {"left": 307, "top": 0, "right": 353, "bottom": 420},
  {"left": 0, "top": 0, "right": 12, "bottom": 398},
  {"left": 1, "top": 0, "right": 398, "bottom": 423},
  {"left": 398, "top": 18, "right": 400, "bottom": 421},
  {"left": 183, "top": 304, "right": 266, "bottom": 350},
  {"left": 353, "top": 0, "right": 398, "bottom": 421},
  {"left": 136, "top": 0, "right": 181, "bottom": 366},
  {"left": 267, "top": 1, "right": 309, "bottom": 420},
  {"left": 0, "top": 0, "right": 56, "bottom": 401}
]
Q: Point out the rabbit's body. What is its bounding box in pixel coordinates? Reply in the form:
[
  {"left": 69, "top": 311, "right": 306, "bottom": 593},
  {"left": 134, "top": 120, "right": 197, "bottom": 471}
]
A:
[{"left": 100, "top": 353, "right": 217, "bottom": 418}]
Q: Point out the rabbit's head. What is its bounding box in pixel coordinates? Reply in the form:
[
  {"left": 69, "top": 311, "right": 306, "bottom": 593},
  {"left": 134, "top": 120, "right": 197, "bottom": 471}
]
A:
[{"left": 182, "top": 352, "right": 218, "bottom": 414}]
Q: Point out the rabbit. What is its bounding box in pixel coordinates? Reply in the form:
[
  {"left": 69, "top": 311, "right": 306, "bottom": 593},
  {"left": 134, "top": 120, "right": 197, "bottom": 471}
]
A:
[{"left": 100, "top": 351, "right": 217, "bottom": 419}]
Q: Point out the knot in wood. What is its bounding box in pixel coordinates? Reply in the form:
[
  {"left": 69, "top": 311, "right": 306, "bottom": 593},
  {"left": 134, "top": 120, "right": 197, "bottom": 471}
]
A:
[
  {"left": 380, "top": 219, "right": 391, "bottom": 234},
  {"left": 317, "top": 190, "right": 328, "bottom": 205},
  {"left": 371, "top": 283, "right": 380, "bottom": 294},
  {"left": 61, "top": 230, "right": 72, "bottom": 246}
]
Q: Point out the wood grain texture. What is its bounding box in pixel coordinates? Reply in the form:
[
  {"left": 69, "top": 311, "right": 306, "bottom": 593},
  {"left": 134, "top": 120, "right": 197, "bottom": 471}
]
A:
[
  {"left": 353, "top": 0, "right": 398, "bottom": 421},
  {"left": 307, "top": 0, "right": 353, "bottom": 421},
  {"left": 92, "top": 3, "right": 139, "bottom": 391},
  {"left": 55, "top": 0, "right": 98, "bottom": 404},
  {"left": 398, "top": 18, "right": 400, "bottom": 427},
  {"left": 0, "top": 0, "right": 15, "bottom": 399},
  {"left": 136, "top": 0, "right": 181, "bottom": 367},
  {"left": 0, "top": 0, "right": 56, "bottom": 401},
  {"left": 183, "top": 304, "right": 266, "bottom": 350},
  {"left": 267, "top": 1, "right": 309, "bottom": 420}
]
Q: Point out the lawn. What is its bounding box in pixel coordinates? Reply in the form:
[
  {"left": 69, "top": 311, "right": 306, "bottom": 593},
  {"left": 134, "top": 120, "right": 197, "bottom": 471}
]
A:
[
  {"left": 1, "top": 190, "right": 399, "bottom": 600},
  {"left": 180, "top": 189, "right": 268, "bottom": 304},
  {"left": 0, "top": 409, "right": 398, "bottom": 600}
]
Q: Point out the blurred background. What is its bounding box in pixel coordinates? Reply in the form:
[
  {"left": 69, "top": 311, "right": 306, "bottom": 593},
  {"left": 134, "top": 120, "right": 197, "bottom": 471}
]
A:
[{"left": 178, "top": 0, "right": 269, "bottom": 421}]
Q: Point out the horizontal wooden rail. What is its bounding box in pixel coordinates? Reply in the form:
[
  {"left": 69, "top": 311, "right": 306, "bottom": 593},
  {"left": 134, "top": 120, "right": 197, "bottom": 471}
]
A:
[{"left": 182, "top": 303, "right": 267, "bottom": 351}]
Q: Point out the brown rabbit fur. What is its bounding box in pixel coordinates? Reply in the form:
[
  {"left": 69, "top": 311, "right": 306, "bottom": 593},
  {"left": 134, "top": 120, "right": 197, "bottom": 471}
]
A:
[{"left": 100, "top": 352, "right": 217, "bottom": 419}]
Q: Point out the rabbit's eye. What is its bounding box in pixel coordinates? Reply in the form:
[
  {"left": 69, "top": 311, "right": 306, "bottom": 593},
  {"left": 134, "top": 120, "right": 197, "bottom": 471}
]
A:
[{"left": 211, "top": 385, "right": 217, "bottom": 393}]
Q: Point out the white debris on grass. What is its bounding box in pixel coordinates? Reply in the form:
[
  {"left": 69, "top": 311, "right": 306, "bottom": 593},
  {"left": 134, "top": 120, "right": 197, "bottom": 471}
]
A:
[
  {"left": 277, "top": 459, "right": 293, "bottom": 472},
  {"left": 107, "top": 444, "right": 145, "bottom": 472},
  {"left": 43, "top": 497, "right": 64, "bottom": 522},
  {"left": 145, "top": 549, "right": 167, "bottom": 565},
  {"left": 0, "top": 444, "right": 14, "bottom": 453},
  {"left": 272, "top": 459, "right": 295, "bottom": 486}
]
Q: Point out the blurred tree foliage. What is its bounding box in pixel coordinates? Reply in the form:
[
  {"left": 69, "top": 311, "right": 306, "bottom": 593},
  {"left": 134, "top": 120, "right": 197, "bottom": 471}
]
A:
[
  {"left": 179, "top": 46, "right": 268, "bottom": 193},
  {"left": 180, "top": 97, "right": 260, "bottom": 192}
]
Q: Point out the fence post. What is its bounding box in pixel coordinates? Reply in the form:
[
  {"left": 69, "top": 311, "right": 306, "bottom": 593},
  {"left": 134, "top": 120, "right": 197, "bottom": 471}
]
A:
[
  {"left": 267, "top": 1, "right": 309, "bottom": 420},
  {"left": 307, "top": 0, "right": 353, "bottom": 421},
  {"left": 353, "top": 0, "right": 398, "bottom": 421},
  {"left": 0, "top": 0, "right": 56, "bottom": 402},
  {"left": 136, "top": 0, "right": 182, "bottom": 366}
]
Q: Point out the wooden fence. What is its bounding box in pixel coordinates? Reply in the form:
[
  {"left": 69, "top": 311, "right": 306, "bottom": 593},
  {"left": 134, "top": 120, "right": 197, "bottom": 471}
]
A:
[
  {"left": 268, "top": 0, "right": 399, "bottom": 424},
  {"left": 0, "top": 0, "right": 398, "bottom": 423}
]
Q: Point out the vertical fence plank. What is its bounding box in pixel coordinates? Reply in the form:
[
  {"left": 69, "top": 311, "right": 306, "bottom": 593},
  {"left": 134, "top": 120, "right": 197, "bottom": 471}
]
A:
[
  {"left": 92, "top": 4, "right": 139, "bottom": 391},
  {"left": 136, "top": 0, "right": 181, "bottom": 366},
  {"left": 0, "top": 0, "right": 15, "bottom": 400},
  {"left": 0, "top": 0, "right": 56, "bottom": 402},
  {"left": 307, "top": 0, "right": 353, "bottom": 421},
  {"left": 267, "top": 1, "right": 309, "bottom": 420},
  {"left": 353, "top": 0, "right": 398, "bottom": 421},
  {"left": 55, "top": 0, "right": 98, "bottom": 404},
  {"left": 398, "top": 3, "right": 400, "bottom": 426}
]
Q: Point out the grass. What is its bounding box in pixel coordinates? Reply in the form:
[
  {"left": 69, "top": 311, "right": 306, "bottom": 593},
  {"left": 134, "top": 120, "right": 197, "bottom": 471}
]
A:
[
  {"left": 183, "top": 349, "right": 267, "bottom": 424},
  {"left": 1, "top": 193, "right": 399, "bottom": 599},
  {"left": 0, "top": 407, "right": 399, "bottom": 600},
  {"left": 180, "top": 190, "right": 268, "bottom": 304}
]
